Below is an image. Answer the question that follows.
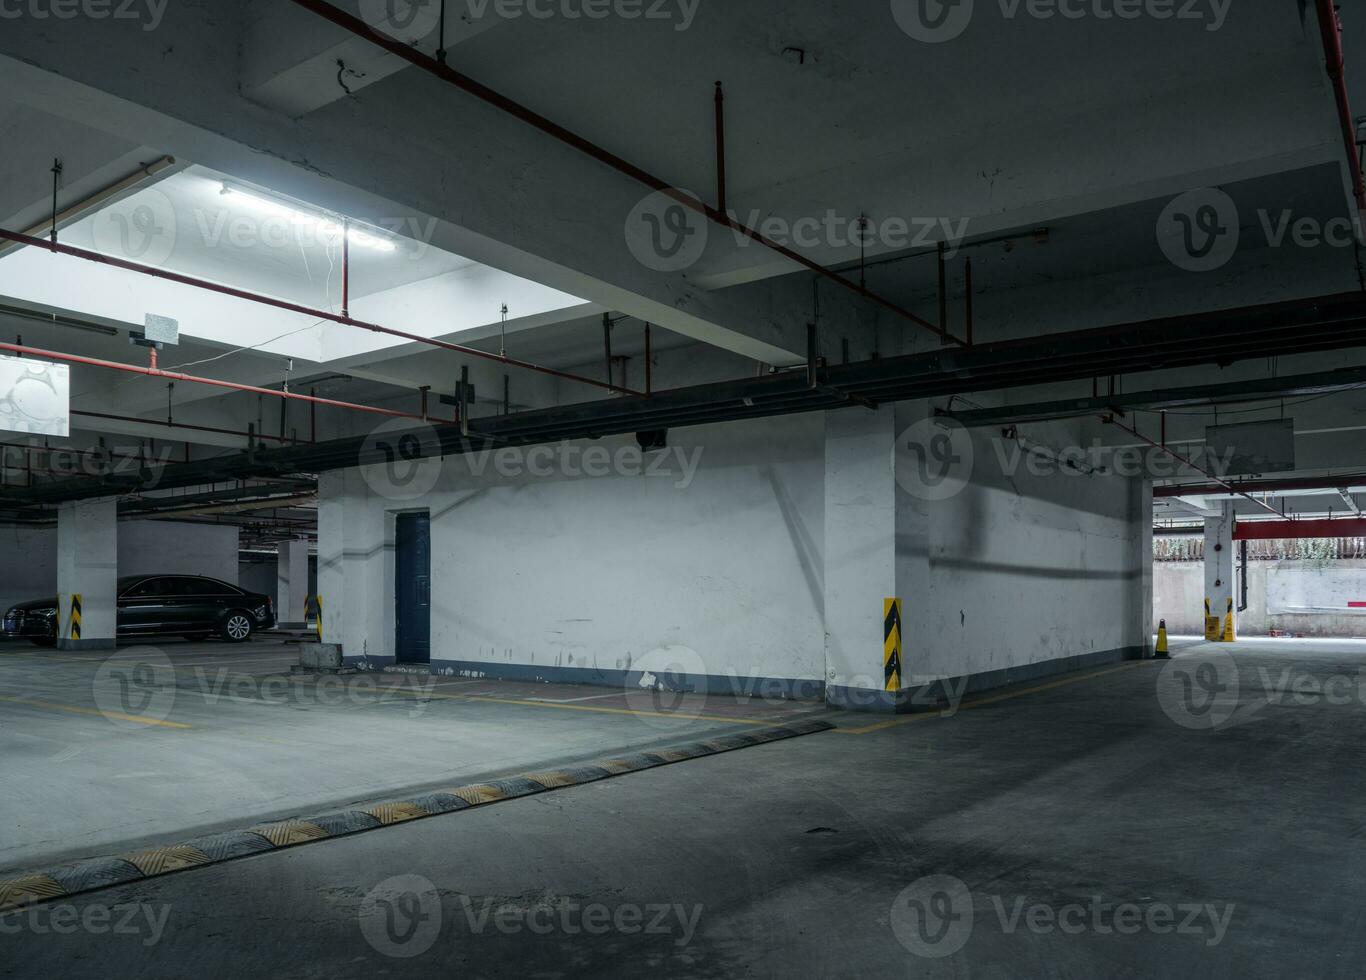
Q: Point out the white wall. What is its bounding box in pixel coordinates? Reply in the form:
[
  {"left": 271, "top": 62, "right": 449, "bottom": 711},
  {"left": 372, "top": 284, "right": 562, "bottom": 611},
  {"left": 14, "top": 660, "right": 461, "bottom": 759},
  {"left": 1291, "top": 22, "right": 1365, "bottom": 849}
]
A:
[
  {"left": 0, "top": 520, "right": 240, "bottom": 617},
  {"left": 894, "top": 406, "right": 1149, "bottom": 695},
  {"left": 0, "top": 524, "right": 57, "bottom": 614},
  {"left": 1156, "top": 559, "right": 1366, "bottom": 637},
  {"left": 238, "top": 561, "right": 277, "bottom": 600},
  {"left": 322, "top": 403, "right": 1150, "bottom": 708},
  {"left": 324, "top": 415, "right": 827, "bottom": 692},
  {"left": 119, "top": 521, "right": 240, "bottom": 584}
]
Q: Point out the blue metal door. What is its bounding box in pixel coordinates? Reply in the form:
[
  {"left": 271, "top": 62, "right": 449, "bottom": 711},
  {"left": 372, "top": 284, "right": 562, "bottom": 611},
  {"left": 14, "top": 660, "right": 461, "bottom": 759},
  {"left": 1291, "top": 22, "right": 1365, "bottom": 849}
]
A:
[{"left": 395, "top": 513, "right": 431, "bottom": 665}]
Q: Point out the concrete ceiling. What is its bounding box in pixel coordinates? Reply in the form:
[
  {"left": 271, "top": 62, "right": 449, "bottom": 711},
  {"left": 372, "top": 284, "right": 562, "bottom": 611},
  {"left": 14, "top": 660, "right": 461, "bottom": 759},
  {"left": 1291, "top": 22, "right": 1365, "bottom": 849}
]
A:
[{"left": 0, "top": 0, "right": 1364, "bottom": 520}]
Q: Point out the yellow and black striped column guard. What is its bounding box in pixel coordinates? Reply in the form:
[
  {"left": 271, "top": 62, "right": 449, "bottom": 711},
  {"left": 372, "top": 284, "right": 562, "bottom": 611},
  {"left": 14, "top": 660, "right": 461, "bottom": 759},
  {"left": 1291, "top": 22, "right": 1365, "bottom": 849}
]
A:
[
  {"left": 68, "top": 594, "right": 82, "bottom": 643},
  {"left": 1223, "top": 596, "right": 1236, "bottom": 643},
  {"left": 884, "top": 598, "right": 903, "bottom": 692},
  {"left": 314, "top": 594, "right": 323, "bottom": 641}
]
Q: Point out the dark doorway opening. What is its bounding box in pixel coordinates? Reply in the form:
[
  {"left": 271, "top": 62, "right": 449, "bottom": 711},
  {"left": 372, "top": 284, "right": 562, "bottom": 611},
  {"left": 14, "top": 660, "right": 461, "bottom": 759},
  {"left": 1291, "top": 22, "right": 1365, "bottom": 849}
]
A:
[{"left": 395, "top": 512, "right": 431, "bottom": 665}]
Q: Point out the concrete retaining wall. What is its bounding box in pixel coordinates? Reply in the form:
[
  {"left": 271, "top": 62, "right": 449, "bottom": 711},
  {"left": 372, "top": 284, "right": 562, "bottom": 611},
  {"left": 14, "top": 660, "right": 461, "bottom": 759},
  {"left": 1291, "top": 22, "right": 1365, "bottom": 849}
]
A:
[{"left": 1155, "top": 559, "right": 1366, "bottom": 637}]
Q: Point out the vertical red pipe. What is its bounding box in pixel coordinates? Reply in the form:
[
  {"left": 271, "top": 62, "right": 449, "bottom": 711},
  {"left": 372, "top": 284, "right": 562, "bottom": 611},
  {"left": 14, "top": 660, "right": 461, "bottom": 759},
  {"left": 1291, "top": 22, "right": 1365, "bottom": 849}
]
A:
[{"left": 1316, "top": 0, "right": 1366, "bottom": 217}]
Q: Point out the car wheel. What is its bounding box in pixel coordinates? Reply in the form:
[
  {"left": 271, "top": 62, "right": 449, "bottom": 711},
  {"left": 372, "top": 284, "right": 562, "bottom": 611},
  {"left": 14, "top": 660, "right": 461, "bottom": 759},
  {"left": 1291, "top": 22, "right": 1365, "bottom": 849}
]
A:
[{"left": 221, "top": 612, "right": 254, "bottom": 643}]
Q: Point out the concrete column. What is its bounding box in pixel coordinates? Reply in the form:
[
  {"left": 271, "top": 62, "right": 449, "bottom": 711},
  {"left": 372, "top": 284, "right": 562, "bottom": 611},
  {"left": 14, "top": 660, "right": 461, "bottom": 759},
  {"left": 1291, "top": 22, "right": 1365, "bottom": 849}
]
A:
[
  {"left": 316, "top": 471, "right": 344, "bottom": 645},
  {"left": 276, "top": 538, "right": 310, "bottom": 629},
  {"left": 1134, "top": 478, "right": 1156, "bottom": 657},
  {"left": 1204, "top": 500, "right": 1237, "bottom": 639},
  {"left": 824, "top": 406, "right": 902, "bottom": 711},
  {"left": 56, "top": 497, "right": 117, "bottom": 650}
]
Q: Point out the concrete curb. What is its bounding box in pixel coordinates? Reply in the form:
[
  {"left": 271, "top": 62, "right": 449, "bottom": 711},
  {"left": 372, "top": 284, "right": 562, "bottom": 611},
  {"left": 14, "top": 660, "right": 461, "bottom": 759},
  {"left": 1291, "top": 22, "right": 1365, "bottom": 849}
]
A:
[{"left": 0, "top": 718, "right": 833, "bottom": 914}]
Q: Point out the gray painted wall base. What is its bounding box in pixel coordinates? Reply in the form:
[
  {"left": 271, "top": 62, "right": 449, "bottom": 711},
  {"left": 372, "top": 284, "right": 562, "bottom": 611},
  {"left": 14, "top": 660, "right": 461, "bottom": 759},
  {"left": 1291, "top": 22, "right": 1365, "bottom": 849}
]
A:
[
  {"left": 829, "top": 645, "right": 1147, "bottom": 714},
  {"left": 56, "top": 638, "right": 116, "bottom": 651},
  {"left": 344, "top": 645, "right": 1148, "bottom": 714}
]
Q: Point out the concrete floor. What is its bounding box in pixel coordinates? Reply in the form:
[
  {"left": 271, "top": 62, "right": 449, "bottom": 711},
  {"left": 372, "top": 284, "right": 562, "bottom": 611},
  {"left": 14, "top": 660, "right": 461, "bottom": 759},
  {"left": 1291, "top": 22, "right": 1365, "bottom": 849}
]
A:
[
  {"left": 5, "top": 638, "right": 1366, "bottom": 977},
  {"left": 0, "top": 638, "right": 822, "bottom": 871}
]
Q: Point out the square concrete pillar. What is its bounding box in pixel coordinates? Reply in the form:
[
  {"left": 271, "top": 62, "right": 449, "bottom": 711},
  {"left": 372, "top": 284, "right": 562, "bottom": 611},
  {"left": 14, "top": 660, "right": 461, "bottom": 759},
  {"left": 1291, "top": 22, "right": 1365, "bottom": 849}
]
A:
[
  {"left": 276, "top": 538, "right": 310, "bottom": 629},
  {"left": 56, "top": 498, "right": 117, "bottom": 650},
  {"left": 316, "top": 470, "right": 345, "bottom": 646},
  {"left": 824, "top": 406, "right": 904, "bottom": 711},
  {"left": 1133, "top": 479, "right": 1156, "bottom": 657},
  {"left": 1204, "top": 501, "right": 1237, "bottom": 639}
]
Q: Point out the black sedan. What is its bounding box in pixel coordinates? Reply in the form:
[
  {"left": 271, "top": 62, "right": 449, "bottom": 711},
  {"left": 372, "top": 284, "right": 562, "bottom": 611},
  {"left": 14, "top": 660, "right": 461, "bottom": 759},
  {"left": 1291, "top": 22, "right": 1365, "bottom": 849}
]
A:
[{"left": 2, "top": 575, "right": 276, "bottom": 646}]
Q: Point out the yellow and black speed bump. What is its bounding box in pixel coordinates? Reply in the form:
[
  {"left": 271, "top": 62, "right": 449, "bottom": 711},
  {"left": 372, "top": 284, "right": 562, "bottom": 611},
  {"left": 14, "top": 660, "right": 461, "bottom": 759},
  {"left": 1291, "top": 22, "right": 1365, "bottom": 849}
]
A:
[{"left": 0, "top": 718, "right": 832, "bottom": 914}]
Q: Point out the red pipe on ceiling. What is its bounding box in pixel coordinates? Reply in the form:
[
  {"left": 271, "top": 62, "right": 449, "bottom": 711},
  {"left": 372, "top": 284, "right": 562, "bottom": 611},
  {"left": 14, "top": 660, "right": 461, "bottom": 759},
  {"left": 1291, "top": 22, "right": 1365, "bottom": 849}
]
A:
[
  {"left": 1155, "top": 472, "right": 1366, "bottom": 497},
  {"left": 1316, "top": 0, "right": 1366, "bottom": 217},
  {"left": 1235, "top": 517, "right": 1366, "bottom": 540},
  {"left": 0, "top": 227, "right": 642, "bottom": 397},
  {"left": 282, "top": 0, "right": 959, "bottom": 348},
  {"left": 0, "top": 339, "right": 434, "bottom": 424}
]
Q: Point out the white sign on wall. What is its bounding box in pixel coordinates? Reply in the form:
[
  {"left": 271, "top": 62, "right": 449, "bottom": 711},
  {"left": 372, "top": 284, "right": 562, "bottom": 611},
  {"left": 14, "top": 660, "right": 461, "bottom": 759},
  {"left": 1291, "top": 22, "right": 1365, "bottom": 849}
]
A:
[{"left": 0, "top": 354, "right": 70, "bottom": 437}]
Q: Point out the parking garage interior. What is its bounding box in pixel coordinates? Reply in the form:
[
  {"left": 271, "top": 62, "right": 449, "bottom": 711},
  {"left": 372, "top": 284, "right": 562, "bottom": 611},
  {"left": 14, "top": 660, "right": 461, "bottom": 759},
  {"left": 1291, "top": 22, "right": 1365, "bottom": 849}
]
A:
[{"left": 2, "top": 2, "right": 1366, "bottom": 977}]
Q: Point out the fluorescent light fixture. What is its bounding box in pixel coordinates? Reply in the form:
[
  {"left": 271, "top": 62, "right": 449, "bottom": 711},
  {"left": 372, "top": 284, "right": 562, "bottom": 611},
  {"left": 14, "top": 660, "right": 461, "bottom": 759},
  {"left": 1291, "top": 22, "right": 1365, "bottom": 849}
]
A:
[{"left": 220, "top": 185, "right": 398, "bottom": 252}]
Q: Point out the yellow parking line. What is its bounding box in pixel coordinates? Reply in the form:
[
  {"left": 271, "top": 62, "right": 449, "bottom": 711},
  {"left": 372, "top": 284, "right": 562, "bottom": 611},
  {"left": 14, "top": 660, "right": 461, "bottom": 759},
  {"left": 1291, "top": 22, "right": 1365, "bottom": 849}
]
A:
[
  {"left": 417, "top": 688, "right": 782, "bottom": 726},
  {"left": 0, "top": 694, "right": 191, "bottom": 729},
  {"left": 0, "top": 650, "right": 110, "bottom": 666},
  {"left": 837, "top": 662, "right": 1148, "bottom": 735}
]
